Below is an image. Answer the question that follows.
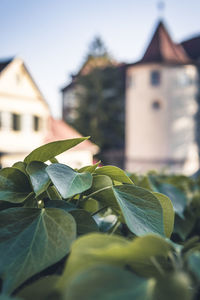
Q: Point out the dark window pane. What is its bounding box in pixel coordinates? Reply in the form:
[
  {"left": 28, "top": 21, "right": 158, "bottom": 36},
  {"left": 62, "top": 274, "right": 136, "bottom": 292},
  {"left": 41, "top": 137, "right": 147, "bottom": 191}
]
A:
[
  {"left": 33, "top": 116, "right": 40, "bottom": 131},
  {"left": 12, "top": 114, "right": 21, "bottom": 131},
  {"left": 150, "top": 70, "right": 161, "bottom": 86},
  {"left": 152, "top": 100, "right": 161, "bottom": 110}
]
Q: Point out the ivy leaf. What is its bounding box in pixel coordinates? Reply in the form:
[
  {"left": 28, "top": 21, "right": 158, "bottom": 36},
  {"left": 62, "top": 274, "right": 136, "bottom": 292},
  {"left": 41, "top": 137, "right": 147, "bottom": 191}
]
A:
[
  {"left": 70, "top": 209, "right": 99, "bottom": 235},
  {"left": 57, "top": 233, "right": 172, "bottom": 289},
  {"left": 0, "top": 207, "right": 76, "bottom": 294},
  {"left": 113, "top": 185, "right": 165, "bottom": 236},
  {"left": 12, "top": 161, "right": 27, "bottom": 175},
  {"left": 188, "top": 251, "right": 200, "bottom": 279},
  {"left": 26, "top": 161, "right": 51, "bottom": 196},
  {"left": 85, "top": 175, "right": 119, "bottom": 211},
  {"left": 78, "top": 161, "right": 101, "bottom": 173},
  {"left": 63, "top": 264, "right": 149, "bottom": 300},
  {"left": 24, "top": 137, "right": 89, "bottom": 164},
  {"left": 16, "top": 275, "right": 60, "bottom": 300},
  {"left": 149, "top": 178, "right": 187, "bottom": 218},
  {"left": 45, "top": 200, "right": 76, "bottom": 211},
  {"left": 46, "top": 164, "right": 93, "bottom": 199},
  {"left": 95, "top": 166, "right": 133, "bottom": 184},
  {"left": 153, "top": 192, "right": 174, "bottom": 238},
  {"left": 0, "top": 168, "right": 32, "bottom": 203}
]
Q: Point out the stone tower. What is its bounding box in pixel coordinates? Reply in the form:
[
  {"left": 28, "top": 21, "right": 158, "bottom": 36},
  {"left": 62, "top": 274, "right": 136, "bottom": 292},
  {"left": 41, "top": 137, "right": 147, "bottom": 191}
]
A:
[{"left": 125, "top": 21, "right": 199, "bottom": 174}]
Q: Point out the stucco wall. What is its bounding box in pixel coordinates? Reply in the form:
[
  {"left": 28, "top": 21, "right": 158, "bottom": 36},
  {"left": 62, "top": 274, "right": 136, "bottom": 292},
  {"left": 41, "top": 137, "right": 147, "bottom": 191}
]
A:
[{"left": 125, "top": 63, "right": 198, "bottom": 174}]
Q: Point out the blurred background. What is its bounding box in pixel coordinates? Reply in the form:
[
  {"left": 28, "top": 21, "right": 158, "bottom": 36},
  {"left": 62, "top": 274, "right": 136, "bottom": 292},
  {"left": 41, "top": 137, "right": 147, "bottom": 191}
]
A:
[{"left": 0, "top": 0, "right": 199, "bottom": 174}]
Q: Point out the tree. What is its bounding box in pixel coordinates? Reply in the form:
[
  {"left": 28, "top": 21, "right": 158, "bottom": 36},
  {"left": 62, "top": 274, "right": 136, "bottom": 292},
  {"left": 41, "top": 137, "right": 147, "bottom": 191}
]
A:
[{"left": 65, "top": 37, "right": 126, "bottom": 167}]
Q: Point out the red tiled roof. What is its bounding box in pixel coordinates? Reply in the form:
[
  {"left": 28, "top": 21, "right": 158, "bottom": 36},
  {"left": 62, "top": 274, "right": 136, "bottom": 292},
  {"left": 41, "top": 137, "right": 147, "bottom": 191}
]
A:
[
  {"left": 140, "top": 21, "right": 191, "bottom": 64},
  {"left": 45, "top": 117, "right": 98, "bottom": 154}
]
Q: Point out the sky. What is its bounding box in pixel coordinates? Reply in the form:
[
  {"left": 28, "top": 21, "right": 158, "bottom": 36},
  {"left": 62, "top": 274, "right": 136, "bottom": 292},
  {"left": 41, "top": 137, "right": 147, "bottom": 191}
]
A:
[{"left": 0, "top": 0, "right": 200, "bottom": 118}]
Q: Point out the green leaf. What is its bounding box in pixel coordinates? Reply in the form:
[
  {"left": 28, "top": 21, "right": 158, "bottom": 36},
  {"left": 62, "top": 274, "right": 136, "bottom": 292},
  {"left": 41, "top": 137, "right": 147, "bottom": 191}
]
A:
[
  {"left": 150, "top": 179, "right": 187, "bottom": 218},
  {"left": 63, "top": 264, "right": 150, "bottom": 300},
  {"left": 24, "top": 137, "right": 89, "bottom": 164},
  {"left": 153, "top": 192, "right": 174, "bottom": 238},
  {"left": 57, "top": 233, "right": 172, "bottom": 288},
  {"left": 45, "top": 200, "right": 76, "bottom": 211},
  {"left": 12, "top": 161, "right": 27, "bottom": 175},
  {"left": 85, "top": 175, "right": 119, "bottom": 211},
  {"left": 83, "top": 198, "right": 99, "bottom": 213},
  {"left": 78, "top": 161, "right": 101, "bottom": 173},
  {"left": 0, "top": 168, "right": 32, "bottom": 203},
  {"left": 46, "top": 164, "right": 93, "bottom": 199},
  {"left": 0, "top": 296, "right": 22, "bottom": 300},
  {"left": 16, "top": 275, "right": 60, "bottom": 300},
  {"left": 113, "top": 185, "right": 165, "bottom": 236},
  {"left": 26, "top": 161, "right": 51, "bottom": 196},
  {"left": 95, "top": 166, "right": 133, "bottom": 184},
  {"left": 151, "top": 271, "right": 193, "bottom": 300},
  {"left": 0, "top": 207, "right": 76, "bottom": 293},
  {"left": 188, "top": 251, "right": 200, "bottom": 279},
  {"left": 70, "top": 209, "right": 99, "bottom": 235},
  {"left": 173, "top": 211, "right": 196, "bottom": 241}
]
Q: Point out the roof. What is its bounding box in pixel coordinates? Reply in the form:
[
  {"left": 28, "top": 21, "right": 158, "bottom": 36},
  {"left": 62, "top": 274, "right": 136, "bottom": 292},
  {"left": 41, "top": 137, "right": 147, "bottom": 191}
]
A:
[
  {"left": 139, "top": 21, "right": 191, "bottom": 64},
  {"left": 0, "top": 58, "right": 13, "bottom": 73},
  {"left": 181, "top": 35, "right": 200, "bottom": 61},
  {"left": 61, "top": 55, "right": 118, "bottom": 92},
  {"left": 45, "top": 117, "right": 99, "bottom": 154}
]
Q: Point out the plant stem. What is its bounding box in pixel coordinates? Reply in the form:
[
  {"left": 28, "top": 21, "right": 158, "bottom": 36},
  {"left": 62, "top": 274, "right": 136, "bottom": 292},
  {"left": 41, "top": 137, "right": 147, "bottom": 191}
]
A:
[
  {"left": 84, "top": 186, "right": 111, "bottom": 201},
  {"left": 91, "top": 206, "right": 108, "bottom": 216},
  {"left": 110, "top": 221, "right": 120, "bottom": 234}
]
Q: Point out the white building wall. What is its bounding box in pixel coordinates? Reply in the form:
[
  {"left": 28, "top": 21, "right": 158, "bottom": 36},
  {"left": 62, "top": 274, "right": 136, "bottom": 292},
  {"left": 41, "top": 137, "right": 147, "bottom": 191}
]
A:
[{"left": 125, "top": 63, "right": 198, "bottom": 174}]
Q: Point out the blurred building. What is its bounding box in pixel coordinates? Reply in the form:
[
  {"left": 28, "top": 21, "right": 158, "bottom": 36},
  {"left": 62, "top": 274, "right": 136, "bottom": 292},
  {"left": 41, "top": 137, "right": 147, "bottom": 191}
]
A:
[
  {"left": 0, "top": 57, "right": 98, "bottom": 168},
  {"left": 126, "top": 21, "right": 199, "bottom": 174}
]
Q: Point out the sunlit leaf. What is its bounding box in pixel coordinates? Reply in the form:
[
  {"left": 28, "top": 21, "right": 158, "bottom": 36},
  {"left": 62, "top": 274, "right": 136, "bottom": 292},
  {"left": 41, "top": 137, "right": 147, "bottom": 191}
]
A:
[
  {"left": 78, "top": 161, "right": 101, "bottom": 173},
  {"left": 26, "top": 161, "right": 51, "bottom": 196},
  {"left": 153, "top": 192, "right": 174, "bottom": 238},
  {"left": 46, "top": 164, "right": 93, "bottom": 198},
  {"left": 95, "top": 166, "right": 133, "bottom": 184},
  {"left": 63, "top": 264, "right": 149, "bottom": 300},
  {"left": 113, "top": 185, "right": 165, "bottom": 236},
  {"left": 57, "top": 233, "right": 172, "bottom": 288},
  {"left": 24, "top": 137, "right": 89, "bottom": 164}
]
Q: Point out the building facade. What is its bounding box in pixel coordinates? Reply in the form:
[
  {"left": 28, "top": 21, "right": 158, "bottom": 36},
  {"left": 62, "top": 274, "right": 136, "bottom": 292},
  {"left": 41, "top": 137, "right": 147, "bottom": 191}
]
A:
[
  {"left": 0, "top": 57, "right": 98, "bottom": 168},
  {"left": 61, "top": 21, "right": 200, "bottom": 174},
  {"left": 125, "top": 21, "right": 199, "bottom": 174}
]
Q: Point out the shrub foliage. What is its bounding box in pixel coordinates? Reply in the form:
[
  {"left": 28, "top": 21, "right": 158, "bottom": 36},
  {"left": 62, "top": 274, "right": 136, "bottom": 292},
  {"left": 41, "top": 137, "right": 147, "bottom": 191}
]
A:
[{"left": 0, "top": 138, "right": 200, "bottom": 299}]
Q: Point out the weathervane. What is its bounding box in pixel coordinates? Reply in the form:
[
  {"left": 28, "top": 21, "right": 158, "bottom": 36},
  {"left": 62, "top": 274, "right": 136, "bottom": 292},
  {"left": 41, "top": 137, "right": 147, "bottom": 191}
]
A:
[{"left": 157, "top": 0, "right": 165, "bottom": 18}]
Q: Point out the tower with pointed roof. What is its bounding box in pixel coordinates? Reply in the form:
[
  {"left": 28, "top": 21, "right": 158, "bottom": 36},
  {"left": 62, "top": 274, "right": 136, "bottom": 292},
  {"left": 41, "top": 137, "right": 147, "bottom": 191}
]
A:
[{"left": 125, "top": 21, "right": 199, "bottom": 174}]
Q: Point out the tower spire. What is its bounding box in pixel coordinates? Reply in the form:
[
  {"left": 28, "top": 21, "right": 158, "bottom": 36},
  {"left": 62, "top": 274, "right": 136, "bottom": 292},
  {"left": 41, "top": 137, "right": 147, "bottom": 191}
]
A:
[{"left": 157, "top": 0, "right": 165, "bottom": 19}]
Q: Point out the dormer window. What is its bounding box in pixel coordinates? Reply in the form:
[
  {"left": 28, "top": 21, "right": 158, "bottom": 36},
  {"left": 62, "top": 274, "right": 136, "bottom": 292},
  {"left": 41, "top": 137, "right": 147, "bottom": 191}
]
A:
[{"left": 150, "top": 70, "right": 161, "bottom": 86}]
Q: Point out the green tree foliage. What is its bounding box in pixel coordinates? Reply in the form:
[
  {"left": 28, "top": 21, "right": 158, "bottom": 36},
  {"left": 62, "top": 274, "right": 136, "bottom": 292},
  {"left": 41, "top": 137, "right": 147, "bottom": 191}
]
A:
[
  {"left": 74, "top": 66, "right": 125, "bottom": 150},
  {"left": 68, "top": 37, "right": 125, "bottom": 165}
]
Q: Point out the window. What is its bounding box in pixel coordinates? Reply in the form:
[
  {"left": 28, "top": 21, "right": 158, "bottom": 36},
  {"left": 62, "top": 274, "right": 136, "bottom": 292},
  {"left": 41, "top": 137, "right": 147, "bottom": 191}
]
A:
[
  {"left": 150, "top": 70, "right": 161, "bottom": 86},
  {"left": 126, "top": 74, "right": 134, "bottom": 88},
  {"left": 152, "top": 100, "right": 161, "bottom": 110},
  {"left": 33, "top": 116, "right": 40, "bottom": 131},
  {"left": 12, "top": 113, "right": 21, "bottom": 131}
]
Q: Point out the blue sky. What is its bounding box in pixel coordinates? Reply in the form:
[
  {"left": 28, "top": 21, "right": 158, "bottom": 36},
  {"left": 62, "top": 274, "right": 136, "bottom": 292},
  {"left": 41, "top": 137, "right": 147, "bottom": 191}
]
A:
[{"left": 0, "top": 0, "right": 200, "bottom": 117}]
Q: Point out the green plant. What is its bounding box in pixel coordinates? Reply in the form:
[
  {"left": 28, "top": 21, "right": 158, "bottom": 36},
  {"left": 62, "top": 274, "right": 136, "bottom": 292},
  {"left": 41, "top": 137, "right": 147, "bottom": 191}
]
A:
[{"left": 0, "top": 138, "right": 200, "bottom": 299}]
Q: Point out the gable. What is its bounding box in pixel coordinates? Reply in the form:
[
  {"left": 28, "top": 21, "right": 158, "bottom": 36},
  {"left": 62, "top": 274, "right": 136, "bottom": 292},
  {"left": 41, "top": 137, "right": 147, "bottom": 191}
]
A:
[{"left": 0, "top": 57, "right": 46, "bottom": 102}]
